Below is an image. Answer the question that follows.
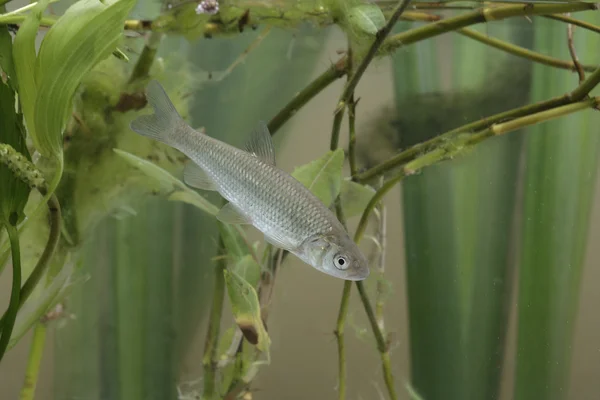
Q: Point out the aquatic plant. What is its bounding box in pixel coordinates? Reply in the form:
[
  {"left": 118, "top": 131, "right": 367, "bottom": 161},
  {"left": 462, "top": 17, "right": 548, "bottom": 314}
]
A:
[{"left": 0, "top": 0, "right": 599, "bottom": 399}]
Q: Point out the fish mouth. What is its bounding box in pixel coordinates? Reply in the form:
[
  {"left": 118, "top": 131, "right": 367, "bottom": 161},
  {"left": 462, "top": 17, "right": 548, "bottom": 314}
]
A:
[{"left": 342, "top": 268, "right": 370, "bottom": 281}]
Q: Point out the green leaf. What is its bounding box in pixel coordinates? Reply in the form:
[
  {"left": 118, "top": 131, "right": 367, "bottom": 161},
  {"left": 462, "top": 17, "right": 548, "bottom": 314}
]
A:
[
  {"left": 347, "top": 4, "right": 385, "bottom": 36},
  {"left": 31, "top": 0, "right": 136, "bottom": 160},
  {"left": 223, "top": 269, "right": 270, "bottom": 356},
  {"left": 113, "top": 149, "right": 219, "bottom": 216},
  {"left": 12, "top": 0, "right": 50, "bottom": 155},
  {"left": 339, "top": 179, "right": 375, "bottom": 218},
  {"left": 0, "top": 80, "right": 31, "bottom": 226},
  {"left": 291, "top": 148, "right": 344, "bottom": 207},
  {"left": 232, "top": 254, "right": 261, "bottom": 289}
]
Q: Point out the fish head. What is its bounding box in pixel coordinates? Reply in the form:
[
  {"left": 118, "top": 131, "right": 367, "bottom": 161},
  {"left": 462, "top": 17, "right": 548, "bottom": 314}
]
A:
[{"left": 297, "top": 232, "right": 370, "bottom": 281}]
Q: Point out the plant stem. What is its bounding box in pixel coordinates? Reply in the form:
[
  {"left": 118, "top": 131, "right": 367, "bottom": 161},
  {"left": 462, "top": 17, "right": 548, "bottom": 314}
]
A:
[
  {"left": 332, "top": 4, "right": 413, "bottom": 394},
  {"left": 347, "top": 91, "right": 358, "bottom": 177},
  {"left": 379, "top": 2, "right": 597, "bottom": 55},
  {"left": 0, "top": 193, "right": 61, "bottom": 330},
  {"left": 356, "top": 281, "right": 395, "bottom": 398},
  {"left": 486, "top": 98, "right": 598, "bottom": 137},
  {"left": 457, "top": 27, "right": 597, "bottom": 73},
  {"left": 0, "top": 224, "right": 21, "bottom": 362},
  {"left": 544, "top": 13, "right": 600, "bottom": 35},
  {"left": 356, "top": 66, "right": 600, "bottom": 183},
  {"left": 566, "top": 19, "right": 586, "bottom": 84},
  {"left": 19, "top": 323, "right": 47, "bottom": 400},
  {"left": 128, "top": 32, "right": 163, "bottom": 84},
  {"left": 334, "top": 280, "right": 352, "bottom": 400},
  {"left": 261, "top": 3, "right": 598, "bottom": 138},
  {"left": 17, "top": 194, "right": 61, "bottom": 309},
  {"left": 330, "top": 0, "right": 413, "bottom": 150},
  {"left": 268, "top": 58, "right": 346, "bottom": 135},
  {"left": 202, "top": 238, "right": 227, "bottom": 400}
]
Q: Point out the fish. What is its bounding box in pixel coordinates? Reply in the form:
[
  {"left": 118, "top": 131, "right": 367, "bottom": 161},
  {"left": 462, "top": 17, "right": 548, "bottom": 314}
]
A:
[{"left": 129, "top": 80, "right": 369, "bottom": 281}]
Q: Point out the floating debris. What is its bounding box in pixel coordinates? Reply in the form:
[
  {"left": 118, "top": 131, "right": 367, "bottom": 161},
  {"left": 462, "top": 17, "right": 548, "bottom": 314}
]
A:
[{"left": 195, "top": 0, "right": 219, "bottom": 15}]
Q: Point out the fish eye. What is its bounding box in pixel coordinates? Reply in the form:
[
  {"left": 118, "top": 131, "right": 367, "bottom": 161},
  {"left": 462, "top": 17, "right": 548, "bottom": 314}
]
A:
[{"left": 334, "top": 254, "right": 349, "bottom": 270}]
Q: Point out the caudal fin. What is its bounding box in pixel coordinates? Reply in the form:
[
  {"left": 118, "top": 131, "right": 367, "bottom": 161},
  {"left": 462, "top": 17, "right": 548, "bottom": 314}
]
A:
[{"left": 129, "top": 80, "right": 183, "bottom": 145}]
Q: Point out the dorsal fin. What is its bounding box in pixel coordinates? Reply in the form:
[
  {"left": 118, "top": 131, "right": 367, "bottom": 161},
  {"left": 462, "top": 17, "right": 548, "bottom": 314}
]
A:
[{"left": 244, "top": 121, "right": 276, "bottom": 165}]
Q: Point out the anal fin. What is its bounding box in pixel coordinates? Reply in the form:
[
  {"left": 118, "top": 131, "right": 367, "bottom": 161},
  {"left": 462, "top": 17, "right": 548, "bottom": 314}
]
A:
[{"left": 183, "top": 162, "right": 217, "bottom": 191}]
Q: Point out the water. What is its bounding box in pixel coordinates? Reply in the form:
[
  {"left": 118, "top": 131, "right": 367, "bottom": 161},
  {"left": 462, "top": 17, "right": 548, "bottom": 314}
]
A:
[{"left": 1, "top": 1, "right": 599, "bottom": 400}]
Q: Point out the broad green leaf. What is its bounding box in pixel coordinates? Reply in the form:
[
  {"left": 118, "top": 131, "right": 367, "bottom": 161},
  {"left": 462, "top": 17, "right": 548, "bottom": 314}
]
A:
[
  {"left": 12, "top": 0, "right": 51, "bottom": 153},
  {"left": 291, "top": 148, "right": 344, "bottom": 207},
  {"left": 0, "top": 26, "right": 16, "bottom": 90},
  {"left": 232, "top": 254, "right": 261, "bottom": 288},
  {"left": 32, "top": 0, "right": 136, "bottom": 160},
  {"left": 223, "top": 269, "right": 270, "bottom": 356},
  {"left": 0, "top": 80, "right": 31, "bottom": 226},
  {"left": 347, "top": 4, "right": 385, "bottom": 36},
  {"left": 340, "top": 179, "right": 375, "bottom": 218}
]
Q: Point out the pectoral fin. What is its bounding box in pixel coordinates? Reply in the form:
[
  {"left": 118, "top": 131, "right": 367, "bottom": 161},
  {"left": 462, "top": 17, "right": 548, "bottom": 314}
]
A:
[
  {"left": 217, "top": 203, "right": 252, "bottom": 225},
  {"left": 183, "top": 162, "right": 218, "bottom": 191},
  {"left": 263, "top": 233, "right": 292, "bottom": 250}
]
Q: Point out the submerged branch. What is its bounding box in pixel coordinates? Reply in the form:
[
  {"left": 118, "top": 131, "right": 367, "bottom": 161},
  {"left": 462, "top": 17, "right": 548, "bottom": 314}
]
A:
[
  {"left": 268, "top": 3, "right": 598, "bottom": 136},
  {"left": 268, "top": 58, "right": 346, "bottom": 135},
  {"left": 334, "top": 281, "right": 352, "bottom": 400},
  {"left": 544, "top": 13, "right": 600, "bottom": 35},
  {"left": 356, "top": 66, "right": 600, "bottom": 183},
  {"left": 457, "top": 27, "right": 598, "bottom": 73},
  {"left": 202, "top": 238, "right": 227, "bottom": 400},
  {"left": 566, "top": 19, "right": 586, "bottom": 83},
  {"left": 379, "top": 2, "right": 598, "bottom": 55},
  {"left": 128, "top": 32, "right": 164, "bottom": 84},
  {"left": 330, "top": 0, "right": 413, "bottom": 150}
]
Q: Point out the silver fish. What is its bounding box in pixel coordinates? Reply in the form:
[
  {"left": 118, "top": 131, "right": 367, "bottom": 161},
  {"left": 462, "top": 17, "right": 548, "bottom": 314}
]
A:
[{"left": 130, "top": 81, "right": 369, "bottom": 281}]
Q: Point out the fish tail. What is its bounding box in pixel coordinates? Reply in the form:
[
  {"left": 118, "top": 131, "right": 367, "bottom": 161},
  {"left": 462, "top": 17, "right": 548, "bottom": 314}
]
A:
[{"left": 130, "top": 80, "right": 184, "bottom": 145}]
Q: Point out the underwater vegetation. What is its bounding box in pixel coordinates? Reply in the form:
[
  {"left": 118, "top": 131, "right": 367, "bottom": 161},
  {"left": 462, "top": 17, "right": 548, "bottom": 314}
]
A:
[{"left": 0, "top": 0, "right": 599, "bottom": 399}]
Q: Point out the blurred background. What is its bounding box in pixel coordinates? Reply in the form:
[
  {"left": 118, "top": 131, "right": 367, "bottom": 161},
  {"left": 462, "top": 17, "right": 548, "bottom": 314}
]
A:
[{"left": 1, "top": 1, "right": 600, "bottom": 399}]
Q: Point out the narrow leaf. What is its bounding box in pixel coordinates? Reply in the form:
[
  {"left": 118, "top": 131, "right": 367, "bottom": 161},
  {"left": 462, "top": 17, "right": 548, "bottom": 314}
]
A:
[
  {"left": 291, "top": 148, "right": 344, "bottom": 207},
  {"left": 223, "top": 269, "right": 270, "bottom": 355}
]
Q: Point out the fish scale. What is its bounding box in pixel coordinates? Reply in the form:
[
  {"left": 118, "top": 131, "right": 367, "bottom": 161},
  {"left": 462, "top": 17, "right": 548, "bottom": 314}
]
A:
[
  {"left": 129, "top": 80, "right": 369, "bottom": 281},
  {"left": 176, "top": 129, "right": 337, "bottom": 248}
]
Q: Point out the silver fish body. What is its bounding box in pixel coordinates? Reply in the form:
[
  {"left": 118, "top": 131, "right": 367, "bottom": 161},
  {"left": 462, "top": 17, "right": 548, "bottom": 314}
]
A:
[{"left": 130, "top": 81, "right": 369, "bottom": 281}]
